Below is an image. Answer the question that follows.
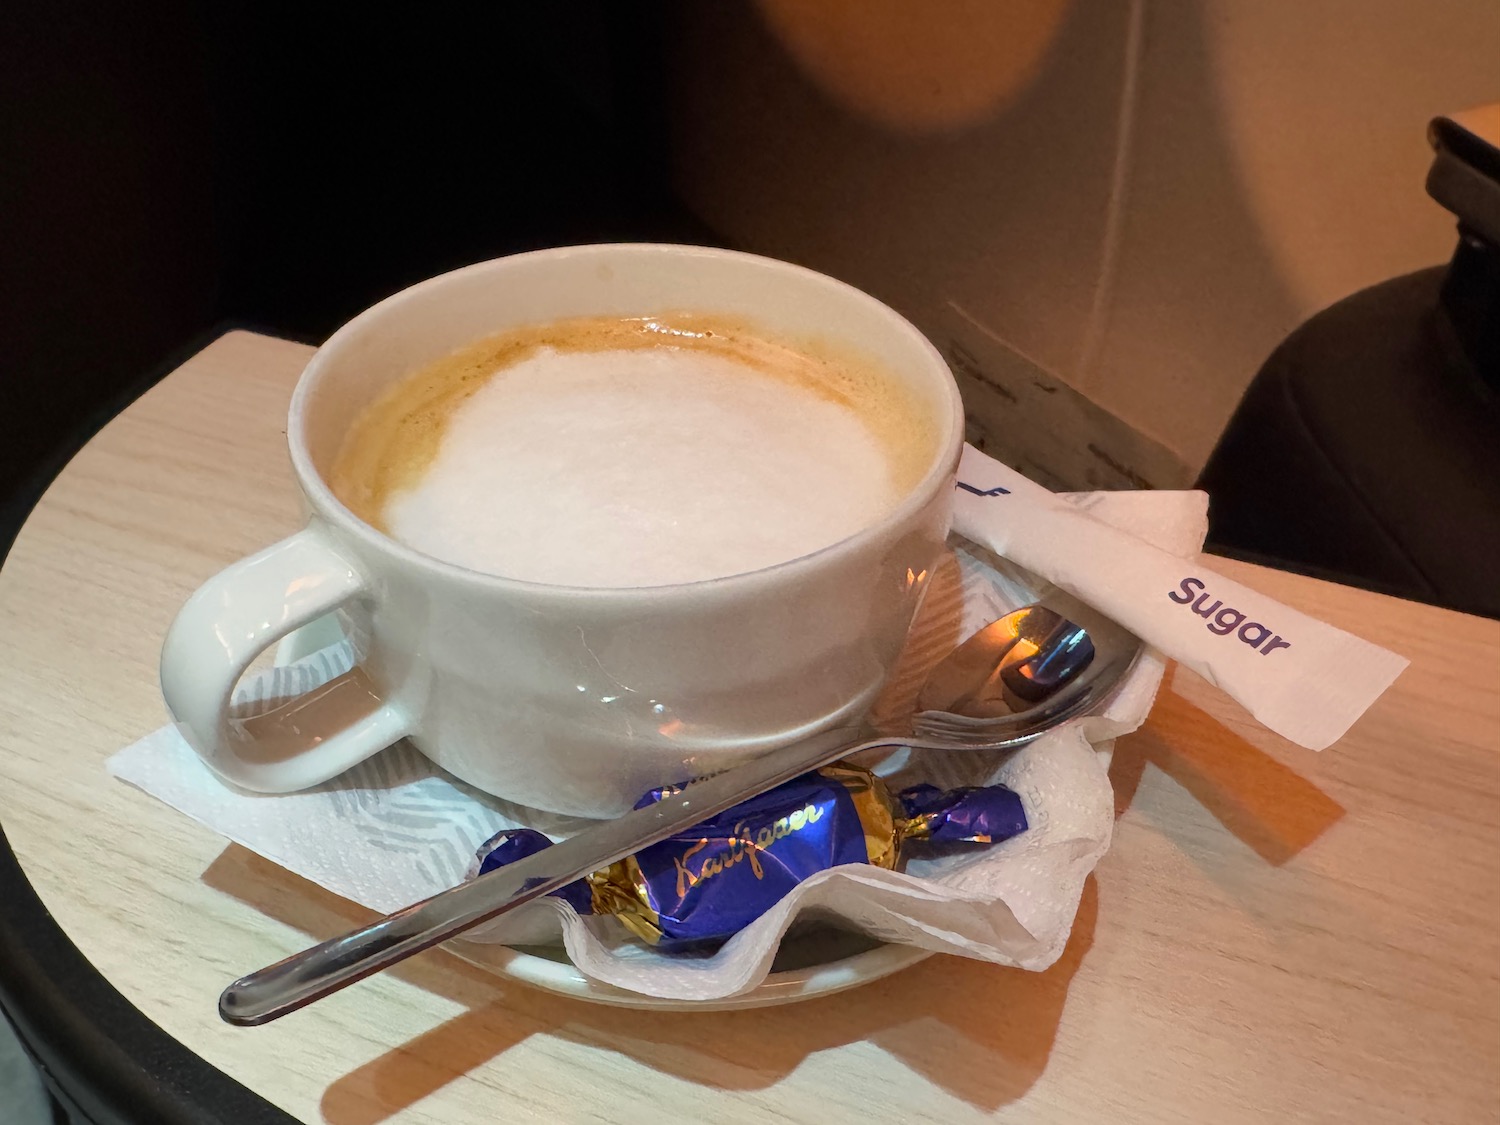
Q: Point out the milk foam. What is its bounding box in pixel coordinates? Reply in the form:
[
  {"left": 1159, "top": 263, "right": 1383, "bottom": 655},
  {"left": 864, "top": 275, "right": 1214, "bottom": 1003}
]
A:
[{"left": 383, "top": 347, "right": 900, "bottom": 586}]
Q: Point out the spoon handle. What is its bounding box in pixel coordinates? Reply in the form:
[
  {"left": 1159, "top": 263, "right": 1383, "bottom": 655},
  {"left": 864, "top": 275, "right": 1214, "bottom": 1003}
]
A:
[{"left": 219, "top": 725, "right": 880, "bottom": 1026}]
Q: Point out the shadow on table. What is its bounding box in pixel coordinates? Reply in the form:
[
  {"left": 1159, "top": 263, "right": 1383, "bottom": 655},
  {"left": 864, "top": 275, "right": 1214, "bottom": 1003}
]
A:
[
  {"left": 1109, "top": 671, "right": 1346, "bottom": 865},
  {"left": 202, "top": 846, "right": 1097, "bottom": 1121}
]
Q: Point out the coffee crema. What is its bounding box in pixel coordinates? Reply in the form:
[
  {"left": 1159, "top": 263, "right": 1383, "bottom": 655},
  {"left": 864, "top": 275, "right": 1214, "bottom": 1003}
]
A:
[{"left": 329, "top": 313, "right": 936, "bottom": 587}]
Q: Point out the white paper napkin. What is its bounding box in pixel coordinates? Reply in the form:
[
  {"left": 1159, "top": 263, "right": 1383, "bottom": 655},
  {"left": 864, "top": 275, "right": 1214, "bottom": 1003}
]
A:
[{"left": 111, "top": 485, "right": 1197, "bottom": 1001}]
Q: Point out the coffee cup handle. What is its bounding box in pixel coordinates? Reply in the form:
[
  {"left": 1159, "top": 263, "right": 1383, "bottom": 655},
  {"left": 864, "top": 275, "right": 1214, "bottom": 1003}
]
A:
[{"left": 160, "top": 522, "right": 413, "bottom": 792}]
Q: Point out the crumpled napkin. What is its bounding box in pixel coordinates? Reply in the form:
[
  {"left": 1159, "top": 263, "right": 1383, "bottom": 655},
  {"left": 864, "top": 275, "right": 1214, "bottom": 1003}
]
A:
[{"left": 110, "top": 487, "right": 1201, "bottom": 1001}]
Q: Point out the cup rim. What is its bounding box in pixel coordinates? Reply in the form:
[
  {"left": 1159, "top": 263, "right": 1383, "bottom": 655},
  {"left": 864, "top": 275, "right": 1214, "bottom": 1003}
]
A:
[{"left": 287, "top": 243, "right": 965, "bottom": 599}]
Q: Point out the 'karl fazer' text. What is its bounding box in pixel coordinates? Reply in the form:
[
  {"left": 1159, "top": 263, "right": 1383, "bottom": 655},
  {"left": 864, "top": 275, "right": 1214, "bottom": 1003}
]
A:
[{"left": 673, "top": 802, "right": 826, "bottom": 897}]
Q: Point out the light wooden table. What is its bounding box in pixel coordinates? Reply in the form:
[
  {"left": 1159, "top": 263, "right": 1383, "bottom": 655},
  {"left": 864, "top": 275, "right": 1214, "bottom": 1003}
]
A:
[{"left": 2, "top": 331, "right": 1498, "bottom": 1124}]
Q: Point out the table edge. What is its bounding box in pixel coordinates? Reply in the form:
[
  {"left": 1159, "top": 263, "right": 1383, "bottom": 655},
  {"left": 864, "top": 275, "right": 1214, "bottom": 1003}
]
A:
[{"left": 0, "top": 324, "right": 300, "bottom": 1125}]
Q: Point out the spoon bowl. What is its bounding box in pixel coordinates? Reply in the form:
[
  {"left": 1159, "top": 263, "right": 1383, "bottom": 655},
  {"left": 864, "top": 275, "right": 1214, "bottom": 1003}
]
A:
[
  {"left": 917, "top": 606, "right": 1093, "bottom": 719},
  {"left": 907, "top": 592, "right": 1140, "bottom": 743}
]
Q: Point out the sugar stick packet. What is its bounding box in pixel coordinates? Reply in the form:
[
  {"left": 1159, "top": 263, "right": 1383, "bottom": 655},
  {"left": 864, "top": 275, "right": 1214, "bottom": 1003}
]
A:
[{"left": 951, "top": 444, "right": 1408, "bottom": 749}]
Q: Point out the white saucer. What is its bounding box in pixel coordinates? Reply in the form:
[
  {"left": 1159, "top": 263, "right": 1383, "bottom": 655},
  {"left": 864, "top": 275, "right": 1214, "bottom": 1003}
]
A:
[{"left": 274, "top": 616, "right": 931, "bottom": 1011}]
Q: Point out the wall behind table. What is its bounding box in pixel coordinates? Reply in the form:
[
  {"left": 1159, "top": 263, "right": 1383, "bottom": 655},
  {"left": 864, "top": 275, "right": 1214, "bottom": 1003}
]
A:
[{"left": 664, "top": 0, "right": 1500, "bottom": 488}]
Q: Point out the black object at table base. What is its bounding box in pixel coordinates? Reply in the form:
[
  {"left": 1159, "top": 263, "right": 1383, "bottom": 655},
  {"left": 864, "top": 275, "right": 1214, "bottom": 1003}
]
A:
[
  {"left": 1198, "top": 265, "right": 1500, "bottom": 620},
  {"left": 1201, "top": 109, "right": 1500, "bottom": 621}
]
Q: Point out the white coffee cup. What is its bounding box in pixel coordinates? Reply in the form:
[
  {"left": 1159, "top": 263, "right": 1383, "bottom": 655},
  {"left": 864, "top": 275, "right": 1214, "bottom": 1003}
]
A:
[{"left": 160, "top": 244, "right": 964, "bottom": 817}]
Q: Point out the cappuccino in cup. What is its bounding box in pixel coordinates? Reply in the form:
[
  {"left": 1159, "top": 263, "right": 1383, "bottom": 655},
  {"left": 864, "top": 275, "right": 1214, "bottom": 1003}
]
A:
[
  {"left": 161, "top": 245, "right": 963, "bottom": 816},
  {"left": 329, "top": 313, "right": 937, "bottom": 587}
]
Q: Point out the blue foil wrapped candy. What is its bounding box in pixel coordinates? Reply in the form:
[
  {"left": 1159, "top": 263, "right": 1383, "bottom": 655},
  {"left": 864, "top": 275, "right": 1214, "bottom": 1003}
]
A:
[
  {"left": 896, "top": 781, "right": 1028, "bottom": 844},
  {"left": 473, "top": 763, "right": 1028, "bottom": 952}
]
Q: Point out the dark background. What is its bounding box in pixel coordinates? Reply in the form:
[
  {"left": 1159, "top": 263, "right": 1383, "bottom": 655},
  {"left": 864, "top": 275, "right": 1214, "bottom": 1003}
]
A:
[{"left": 0, "top": 1, "right": 718, "bottom": 533}]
